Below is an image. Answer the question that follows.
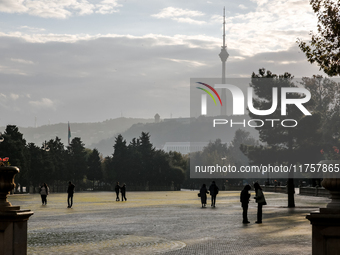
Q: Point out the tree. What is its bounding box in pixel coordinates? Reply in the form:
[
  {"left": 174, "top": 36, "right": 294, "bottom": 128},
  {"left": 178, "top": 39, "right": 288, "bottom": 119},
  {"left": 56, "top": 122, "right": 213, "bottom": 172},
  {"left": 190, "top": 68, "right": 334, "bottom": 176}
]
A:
[
  {"left": 138, "top": 132, "right": 155, "bottom": 185},
  {"left": 127, "top": 138, "right": 142, "bottom": 185},
  {"left": 112, "top": 134, "right": 128, "bottom": 183},
  {"left": 297, "top": 0, "right": 340, "bottom": 76},
  {"left": 87, "top": 148, "right": 102, "bottom": 190},
  {"left": 67, "top": 137, "right": 87, "bottom": 185},
  {"left": 47, "top": 137, "right": 67, "bottom": 185},
  {"left": 27, "top": 143, "right": 44, "bottom": 187},
  {"left": 242, "top": 69, "right": 322, "bottom": 207}
]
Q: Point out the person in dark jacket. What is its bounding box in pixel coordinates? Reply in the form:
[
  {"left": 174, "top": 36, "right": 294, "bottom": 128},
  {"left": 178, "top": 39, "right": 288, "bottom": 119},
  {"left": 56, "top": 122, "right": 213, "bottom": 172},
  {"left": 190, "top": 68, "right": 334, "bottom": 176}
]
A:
[
  {"left": 240, "top": 184, "right": 251, "bottom": 224},
  {"left": 67, "top": 181, "right": 75, "bottom": 208},
  {"left": 209, "top": 181, "right": 219, "bottom": 207},
  {"left": 115, "top": 182, "right": 120, "bottom": 201},
  {"left": 40, "top": 183, "right": 49, "bottom": 205},
  {"left": 199, "top": 184, "right": 209, "bottom": 208},
  {"left": 254, "top": 182, "right": 267, "bottom": 223},
  {"left": 120, "top": 183, "right": 127, "bottom": 201}
]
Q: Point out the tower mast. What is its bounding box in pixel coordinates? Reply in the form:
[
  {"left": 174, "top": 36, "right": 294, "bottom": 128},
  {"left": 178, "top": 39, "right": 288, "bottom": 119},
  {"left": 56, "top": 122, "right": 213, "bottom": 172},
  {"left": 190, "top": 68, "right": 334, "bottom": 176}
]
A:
[{"left": 219, "top": 7, "right": 229, "bottom": 115}]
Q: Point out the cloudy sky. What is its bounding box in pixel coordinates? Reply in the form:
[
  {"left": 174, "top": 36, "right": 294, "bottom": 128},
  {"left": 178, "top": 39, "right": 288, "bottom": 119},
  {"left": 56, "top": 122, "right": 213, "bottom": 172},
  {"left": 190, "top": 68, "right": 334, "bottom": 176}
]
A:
[{"left": 0, "top": 0, "right": 325, "bottom": 127}]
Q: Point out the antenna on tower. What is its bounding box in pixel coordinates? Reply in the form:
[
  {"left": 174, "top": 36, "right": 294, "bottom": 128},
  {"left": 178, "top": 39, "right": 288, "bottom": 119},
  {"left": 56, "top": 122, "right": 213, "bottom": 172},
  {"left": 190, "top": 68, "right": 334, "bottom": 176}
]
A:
[
  {"left": 223, "top": 6, "right": 226, "bottom": 49},
  {"left": 218, "top": 7, "right": 229, "bottom": 116}
]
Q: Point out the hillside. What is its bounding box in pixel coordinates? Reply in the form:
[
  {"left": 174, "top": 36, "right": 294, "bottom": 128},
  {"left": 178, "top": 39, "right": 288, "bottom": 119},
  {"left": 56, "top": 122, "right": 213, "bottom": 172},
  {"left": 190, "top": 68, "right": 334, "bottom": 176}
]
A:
[
  {"left": 1, "top": 117, "right": 154, "bottom": 149},
  {"left": 90, "top": 116, "right": 259, "bottom": 156}
]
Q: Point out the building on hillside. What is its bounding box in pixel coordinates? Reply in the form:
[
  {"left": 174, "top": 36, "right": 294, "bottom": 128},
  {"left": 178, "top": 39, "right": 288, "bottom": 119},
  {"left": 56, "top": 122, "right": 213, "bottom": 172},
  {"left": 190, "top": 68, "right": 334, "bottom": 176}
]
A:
[
  {"left": 154, "top": 113, "right": 160, "bottom": 123},
  {"left": 162, "top": 142, "right": 208, "bottom": 155}
]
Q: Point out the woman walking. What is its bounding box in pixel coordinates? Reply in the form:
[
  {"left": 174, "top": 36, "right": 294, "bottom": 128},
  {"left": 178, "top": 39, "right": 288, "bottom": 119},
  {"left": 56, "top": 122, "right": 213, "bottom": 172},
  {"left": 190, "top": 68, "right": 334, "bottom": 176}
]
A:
[
  {"left": 254, "top": 183, "right": 266, "bottom": 223},
  {"left": 40, "top": 183, "right": 49, "bottom": 205},
  {"left": 199, "top": 184, "right": 209, "bottom": 208}
]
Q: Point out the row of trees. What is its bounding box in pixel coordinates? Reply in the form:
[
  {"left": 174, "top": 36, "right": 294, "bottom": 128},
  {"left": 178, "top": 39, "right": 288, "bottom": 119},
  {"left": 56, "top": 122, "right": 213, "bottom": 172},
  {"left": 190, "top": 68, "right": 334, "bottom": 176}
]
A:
[
  {"left": 0, "top": 126, "right": 187, "bottom": 191},
  {"left": 105, "top": 132, "right": 186, "bottom": 187},
  {"left": 0, "top": 125, "right": 102, "bottom": 191}
]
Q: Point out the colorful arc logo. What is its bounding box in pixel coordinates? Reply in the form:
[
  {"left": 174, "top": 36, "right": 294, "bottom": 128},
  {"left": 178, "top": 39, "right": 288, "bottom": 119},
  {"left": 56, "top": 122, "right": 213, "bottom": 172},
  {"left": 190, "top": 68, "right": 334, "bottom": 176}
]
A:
[{"left": 196, "top": 82, "right": 222, "bottom": 106}]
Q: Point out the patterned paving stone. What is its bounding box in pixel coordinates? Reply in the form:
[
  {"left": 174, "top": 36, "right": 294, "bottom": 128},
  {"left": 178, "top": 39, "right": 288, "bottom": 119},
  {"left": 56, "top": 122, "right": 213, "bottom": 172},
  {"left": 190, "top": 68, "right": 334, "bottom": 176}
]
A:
[{"left": 7, "top": 190, "right": 329, "bottom": 254}]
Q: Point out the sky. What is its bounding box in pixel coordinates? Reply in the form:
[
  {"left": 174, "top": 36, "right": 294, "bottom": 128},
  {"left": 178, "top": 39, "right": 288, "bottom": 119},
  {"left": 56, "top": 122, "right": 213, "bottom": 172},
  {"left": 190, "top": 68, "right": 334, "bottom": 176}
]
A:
[{"left": 0, "top": 0, "right": 326, "bottom": 127}]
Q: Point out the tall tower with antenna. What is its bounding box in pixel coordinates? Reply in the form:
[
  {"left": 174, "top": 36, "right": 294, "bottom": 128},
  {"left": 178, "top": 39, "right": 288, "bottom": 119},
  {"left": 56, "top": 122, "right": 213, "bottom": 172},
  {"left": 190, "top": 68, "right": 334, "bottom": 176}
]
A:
[{"left": 219, "top": 7, "right": 229, "bottom": 116}]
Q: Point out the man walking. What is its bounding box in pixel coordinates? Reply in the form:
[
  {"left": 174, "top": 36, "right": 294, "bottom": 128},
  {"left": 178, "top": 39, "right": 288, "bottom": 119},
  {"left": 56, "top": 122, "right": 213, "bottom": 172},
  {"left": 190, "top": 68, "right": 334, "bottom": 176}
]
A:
[
  {"left": 240, "top": 184, "right": 251, "bottom": 224},
  {"left": 121, "top": 183, "right": 127, "bottom": 201},
  {"left": 209, "top": 181, "right": 219, "bottom": 207},
  {"left": 67, "top": 181, "right": 75, "bottom": 208}
]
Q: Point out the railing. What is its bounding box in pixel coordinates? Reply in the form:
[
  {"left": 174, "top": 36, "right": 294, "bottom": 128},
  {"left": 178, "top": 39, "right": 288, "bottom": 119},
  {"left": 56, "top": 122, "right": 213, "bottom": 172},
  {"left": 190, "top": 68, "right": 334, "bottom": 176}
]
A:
[{"left": 299, "top": 187, "right": 329, "bottom": 197}]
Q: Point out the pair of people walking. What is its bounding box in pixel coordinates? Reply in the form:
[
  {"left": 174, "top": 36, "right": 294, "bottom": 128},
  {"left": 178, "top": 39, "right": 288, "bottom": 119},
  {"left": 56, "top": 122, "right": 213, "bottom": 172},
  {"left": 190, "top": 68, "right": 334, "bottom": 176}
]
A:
[
  {"left": 39, "top": 182, "right": 75, "bottom": 208},
  {"left": 199, "top": 181, "right": 219, "bottom": 208},
  {"left": 115, "top": 182, "right": 127, "bottom": 202},
  {"left": 240, "top": 183, "right": 267, "bottom": 224}
]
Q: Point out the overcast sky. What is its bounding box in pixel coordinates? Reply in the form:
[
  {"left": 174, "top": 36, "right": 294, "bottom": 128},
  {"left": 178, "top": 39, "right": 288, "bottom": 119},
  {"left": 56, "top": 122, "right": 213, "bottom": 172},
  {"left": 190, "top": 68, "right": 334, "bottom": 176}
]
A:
[{"left": 0, "top": 0, "right": 325, "bottom": 127}]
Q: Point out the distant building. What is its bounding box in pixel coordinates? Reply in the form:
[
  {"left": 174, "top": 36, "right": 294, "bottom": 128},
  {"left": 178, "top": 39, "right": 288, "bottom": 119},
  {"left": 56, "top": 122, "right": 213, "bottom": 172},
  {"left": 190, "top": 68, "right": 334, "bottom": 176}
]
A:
[
  {"left": 163, "top": 117, "right": 193, "bottom": 124},
  {"left": 154, "top": 113, "right": 160, "bottom": 123},
  {"left": 162, "top": 142, "right": 208, "bottom": 154}
]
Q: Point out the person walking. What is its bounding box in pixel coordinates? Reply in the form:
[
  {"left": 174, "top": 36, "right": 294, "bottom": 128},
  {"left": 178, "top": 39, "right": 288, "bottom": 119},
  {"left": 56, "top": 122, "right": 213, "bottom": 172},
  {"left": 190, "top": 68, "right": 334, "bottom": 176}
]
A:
[
  {"left": 67, "top": 181, "right": 76, "bottom": 208},
  {"left": 209, "top": 181, "right": 219, "bottom": 207},
  {"left": 40, "top": 183, "right": 49, "bottom": 205},
  {"left": 120, "top": 183, "right": 127, "bottom": 201},
  {"left": 115, "top": 182, "right": 120, "bottom": 201},
  {"left": 240, "top": 184, "right": 251, "bottom": 224},
  {"left": 254, "top": 182, "right": 267, "bottom": 223},
  {"left": 199, "top": 184, "right": 209, "bottom": 208}
]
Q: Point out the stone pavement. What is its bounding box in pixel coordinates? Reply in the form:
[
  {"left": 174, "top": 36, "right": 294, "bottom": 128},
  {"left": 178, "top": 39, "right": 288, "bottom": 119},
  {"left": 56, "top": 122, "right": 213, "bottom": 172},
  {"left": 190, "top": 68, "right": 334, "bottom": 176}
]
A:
[{"left": 8, "top": 190, "right": 330, "bottom": 255}]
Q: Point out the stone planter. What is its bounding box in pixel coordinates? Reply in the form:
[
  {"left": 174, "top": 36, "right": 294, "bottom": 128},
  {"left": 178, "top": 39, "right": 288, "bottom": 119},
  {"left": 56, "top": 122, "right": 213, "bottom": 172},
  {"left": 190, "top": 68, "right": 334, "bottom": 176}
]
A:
[
  {"left": 320, "top": 160, "right": 340, "bottom": 209},
  {"left": 0, "top": 166, "right": 34, "bottom": 255},
  {"left": 306, "top": 160, "right": 340, "bottom": 255},
  {"left": 0, "top": 166, "right": 20, "bottom": 210}
]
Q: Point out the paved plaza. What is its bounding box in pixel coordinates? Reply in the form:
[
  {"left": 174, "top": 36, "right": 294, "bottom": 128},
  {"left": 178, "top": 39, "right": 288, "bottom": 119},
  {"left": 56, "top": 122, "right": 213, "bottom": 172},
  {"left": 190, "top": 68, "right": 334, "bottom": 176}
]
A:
[{"left": 8, "top": 190, "right": 330, "bottom": 255}]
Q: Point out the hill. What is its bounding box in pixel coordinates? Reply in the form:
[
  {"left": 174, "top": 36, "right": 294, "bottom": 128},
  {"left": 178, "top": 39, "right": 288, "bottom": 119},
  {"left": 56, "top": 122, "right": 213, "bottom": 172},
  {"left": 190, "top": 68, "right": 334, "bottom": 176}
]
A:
[{"left": 1, "top": 117, "right": 154, "bottom": 150}]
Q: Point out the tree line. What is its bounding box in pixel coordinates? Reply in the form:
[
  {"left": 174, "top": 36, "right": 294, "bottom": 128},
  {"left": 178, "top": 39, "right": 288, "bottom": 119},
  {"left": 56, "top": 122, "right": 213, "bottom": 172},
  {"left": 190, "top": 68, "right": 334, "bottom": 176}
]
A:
[{"left": 0, "top": 126, "right": 187, "bottom": 192}]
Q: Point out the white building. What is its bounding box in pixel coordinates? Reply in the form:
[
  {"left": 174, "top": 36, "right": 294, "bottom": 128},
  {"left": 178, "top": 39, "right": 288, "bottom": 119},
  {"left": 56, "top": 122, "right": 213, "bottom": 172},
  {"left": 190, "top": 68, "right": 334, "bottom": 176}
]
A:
[{"left": 162, "top": 142, "right": 208, "bottom": 154}]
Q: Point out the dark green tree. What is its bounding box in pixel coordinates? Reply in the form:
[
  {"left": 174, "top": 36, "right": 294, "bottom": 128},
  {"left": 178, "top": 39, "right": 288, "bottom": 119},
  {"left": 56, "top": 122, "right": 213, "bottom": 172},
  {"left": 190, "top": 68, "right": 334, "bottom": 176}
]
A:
[
  {"left": 27, "top": 143, "right": 44, "bottom": 187},
  {"left": 102, "top": 156, "right": 114, "bottom": 184},
  {"left": 297, "top": 0, "right": 340, "bottom": 76},
  {"left": 67, "top": 137, "right": 87, "bottom": 185},
  {"left": 242, "top": 69, "right": 322, "bottom": 207},
  {"left": 87, "top": 148, "right": 102, "bottom": 190},
  {"left": 138, "top": 132, "right": 155, "bottom": 185},
  {"left": 112, "top": 134, "right": 128, "bottom": 183},
  {"left": 47, "top": 137, "right": 67, "bottom": 184},
  {"left": 127, "top": 138, "right": 142, "bottom": 185}
]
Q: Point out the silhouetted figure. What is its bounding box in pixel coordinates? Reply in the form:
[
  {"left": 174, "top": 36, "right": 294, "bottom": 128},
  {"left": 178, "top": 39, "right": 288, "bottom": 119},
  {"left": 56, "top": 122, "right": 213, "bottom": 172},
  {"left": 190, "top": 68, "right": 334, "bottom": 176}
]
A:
[
  {"left": 199, "top": 184, "right": 209, "bottom": 208},
  {"left": 254, "top": 182, "right": 266, "bottom": 223},
  {"left": 115, "top": 182, "right": 120, "bottom": 201},
  {"left": 240, "top": 184, "right": 251, "bottom": 223},
  {"left": 67, "top": 181, "right": 75, "bottom": 208},
  {"left": 209, "top": 181, "right": 219, "bottom": 207},
  {"left": 40, "top": 183, "right": 49, "bottom": 205},
  {"left": 120, "top": 183, "right": 127, "bottom": 201}
]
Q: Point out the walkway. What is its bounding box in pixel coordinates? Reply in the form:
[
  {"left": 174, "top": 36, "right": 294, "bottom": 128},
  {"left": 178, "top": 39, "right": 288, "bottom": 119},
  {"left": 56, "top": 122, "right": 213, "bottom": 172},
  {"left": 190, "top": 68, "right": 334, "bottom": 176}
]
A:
[{"left": 8, "top": 190, "right": 328, "bottom": 254}]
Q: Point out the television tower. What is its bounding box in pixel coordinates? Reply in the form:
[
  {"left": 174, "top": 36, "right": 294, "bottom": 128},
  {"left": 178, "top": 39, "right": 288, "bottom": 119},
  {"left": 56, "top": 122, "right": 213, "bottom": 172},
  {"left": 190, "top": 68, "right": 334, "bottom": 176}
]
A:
[{"left": 219, "top": 7, "right": 229, "bottom": 115}]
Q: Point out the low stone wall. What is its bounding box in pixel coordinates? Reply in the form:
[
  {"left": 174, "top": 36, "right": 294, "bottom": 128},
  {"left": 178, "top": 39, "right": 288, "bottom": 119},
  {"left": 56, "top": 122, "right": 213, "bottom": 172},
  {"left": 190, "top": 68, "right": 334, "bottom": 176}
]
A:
[
  {"left": 224, "top": 186, "right": 243, "bottom": 191},
  {"left": 299, "top": 187, "right": 329, "bottom": 197},
  {"left": 29, "top": 185, "right": 177, "bottom": 193},
  {"left": 262, "top": 186, "right": 287, "bottom": 194}
]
